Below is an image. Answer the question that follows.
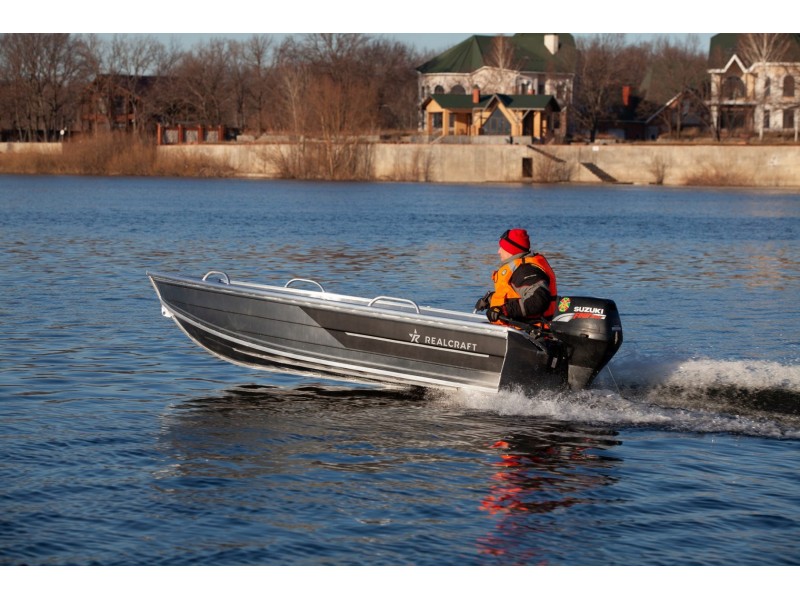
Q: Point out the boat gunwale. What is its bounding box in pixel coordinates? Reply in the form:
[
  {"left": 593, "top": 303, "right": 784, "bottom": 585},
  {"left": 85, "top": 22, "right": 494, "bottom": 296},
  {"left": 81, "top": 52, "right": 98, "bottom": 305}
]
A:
[{"left": 147, "top": 270, "right": 510, "bottom": 339}]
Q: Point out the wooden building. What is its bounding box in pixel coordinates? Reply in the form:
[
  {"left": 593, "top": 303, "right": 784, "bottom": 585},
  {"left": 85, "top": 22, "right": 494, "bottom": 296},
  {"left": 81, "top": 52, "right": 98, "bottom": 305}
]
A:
[
  {"left": 417, "top": 33, "right": 575, "bottom": 138},
  {"left": 422, "top": 88, "right": 560, "bottom": 141}
]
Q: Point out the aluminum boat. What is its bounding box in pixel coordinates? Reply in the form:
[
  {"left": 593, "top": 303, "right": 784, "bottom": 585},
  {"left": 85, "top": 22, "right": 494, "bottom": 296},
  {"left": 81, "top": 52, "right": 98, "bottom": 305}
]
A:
[{"left": 148, "top": 270, "right": 623, "bottom": 392}]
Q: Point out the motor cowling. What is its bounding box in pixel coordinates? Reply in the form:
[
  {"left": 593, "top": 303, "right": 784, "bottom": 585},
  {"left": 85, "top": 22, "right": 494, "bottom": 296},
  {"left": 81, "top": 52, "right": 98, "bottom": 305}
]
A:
[{"left": 549, "top": 296, "right": 623, "bottom": 390}]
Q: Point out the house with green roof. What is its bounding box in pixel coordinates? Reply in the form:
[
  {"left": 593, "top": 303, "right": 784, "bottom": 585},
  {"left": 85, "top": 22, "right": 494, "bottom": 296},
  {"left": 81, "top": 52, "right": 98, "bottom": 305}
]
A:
[
  {"left": 708, "top": 33, "right": 800, "bottom": 138},
  {"left": 421, "top": 89, "right": 560, "bottom": 140},
  {"left": 417, "top": 33, "right": 576, "bottom": 140}
]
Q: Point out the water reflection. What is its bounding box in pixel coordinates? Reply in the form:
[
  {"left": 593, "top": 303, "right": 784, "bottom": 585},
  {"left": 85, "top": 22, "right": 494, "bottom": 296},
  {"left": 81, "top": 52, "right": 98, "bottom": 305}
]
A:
[
  {"left": 155, "top": 383, "right": 429, "bottom": 479},
  {"left": 480, "top": 429, "right": 620, "bottom": 515},
  {"left": 155, "top": 384, "right": 624, "bottom": 564},
  {"left": 475, "top": 425, "right": 620, "bottom": 563}
]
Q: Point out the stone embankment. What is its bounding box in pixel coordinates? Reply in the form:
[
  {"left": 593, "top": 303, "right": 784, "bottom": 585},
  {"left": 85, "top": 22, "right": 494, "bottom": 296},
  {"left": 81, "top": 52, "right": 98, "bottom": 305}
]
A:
[
  {"left": 3, "top": 141, "right": 800, "bottom": 187},
  {"left": 156, "top": 142, "right": 800, "bottom": 187}
]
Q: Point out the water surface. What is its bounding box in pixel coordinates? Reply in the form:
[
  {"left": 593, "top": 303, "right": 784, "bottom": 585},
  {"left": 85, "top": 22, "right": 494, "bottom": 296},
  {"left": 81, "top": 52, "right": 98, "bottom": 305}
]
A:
[{"left": 1, "top": 176, "right": 799, "bottom": 566}]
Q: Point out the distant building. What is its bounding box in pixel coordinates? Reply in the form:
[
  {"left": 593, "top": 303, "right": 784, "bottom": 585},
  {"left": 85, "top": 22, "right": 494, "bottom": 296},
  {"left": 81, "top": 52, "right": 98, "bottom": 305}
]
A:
[
  {"left": 79, "top": 74, "right": 162, "bottom": 135},
  {"left": 421, "top": 89, "right": 560, "bottom": 141},
  {"left": 707, "top": 33, "right": 800, "bottom": 138},
  {"left": 417, "top": 33, "right": 576, "bottom": 139}
]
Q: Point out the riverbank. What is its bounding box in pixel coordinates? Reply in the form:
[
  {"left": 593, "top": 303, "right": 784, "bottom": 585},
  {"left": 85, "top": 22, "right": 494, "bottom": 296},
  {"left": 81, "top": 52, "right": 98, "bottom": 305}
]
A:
[{"left": 2, "top": 139, "right": 800, "bottom": 187}]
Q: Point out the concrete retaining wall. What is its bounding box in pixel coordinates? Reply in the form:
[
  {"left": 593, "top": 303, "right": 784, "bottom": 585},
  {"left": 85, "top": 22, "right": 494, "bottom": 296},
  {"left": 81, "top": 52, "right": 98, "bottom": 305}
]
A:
[
  {"left": 160, "top": 142, "right": 800, "bottom": 187},
  {"left": 562, "top": 144, "right": 800, "bottom": 187},
  {"left": 375, "top": 143, "right": 800, "bottom": 187},
  {"left": 0, "top": 142, "right": 62, "bottom": 154},
  {"left": 4, "top": 141, "right": 799, "bottom": 187}
]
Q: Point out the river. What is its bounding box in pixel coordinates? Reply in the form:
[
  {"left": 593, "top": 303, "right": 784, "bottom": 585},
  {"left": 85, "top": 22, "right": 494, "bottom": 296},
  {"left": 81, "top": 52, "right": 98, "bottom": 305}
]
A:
[{"left": 1, "top": 176, "right": 798, "bottom": 577}]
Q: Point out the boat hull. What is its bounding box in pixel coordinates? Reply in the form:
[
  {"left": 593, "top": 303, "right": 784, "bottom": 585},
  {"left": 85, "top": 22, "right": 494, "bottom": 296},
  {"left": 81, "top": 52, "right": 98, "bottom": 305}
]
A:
[{"left": 148, "top": 272, "right": 570, "bottom": 392}]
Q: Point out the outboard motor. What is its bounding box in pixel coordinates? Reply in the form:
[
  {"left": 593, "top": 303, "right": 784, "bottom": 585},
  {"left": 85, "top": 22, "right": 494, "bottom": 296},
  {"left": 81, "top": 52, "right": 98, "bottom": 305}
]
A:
[{"left": 549, "top": 296, "right": 623, "bottom": 390}]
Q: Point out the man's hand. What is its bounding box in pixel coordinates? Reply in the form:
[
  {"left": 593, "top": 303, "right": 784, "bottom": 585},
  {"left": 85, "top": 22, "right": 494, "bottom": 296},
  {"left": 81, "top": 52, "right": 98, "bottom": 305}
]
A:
[
  {"left": 474, "top": 292, "right": 492, "bottom": 312},
  {"left": 486, "top": 307, "right": 504, "bottom": 323}
]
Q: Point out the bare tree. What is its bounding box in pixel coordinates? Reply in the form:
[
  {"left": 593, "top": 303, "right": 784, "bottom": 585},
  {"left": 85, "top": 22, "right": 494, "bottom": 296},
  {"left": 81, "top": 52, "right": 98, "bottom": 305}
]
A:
[
  {"left": 299, "top": 33, "right": 371, "bottom": 81},
  {"left": 362, "top": 38, "right": 424, "bottom": 131},
  {"left": 644, "top": 35, "right": 709, "bottom": 138},
  {"left": 305, "top": 34, "right": 377, "bottom": 178},
  {"left": 483, "top": 35, "right": 520, "bottom": 92},
  {"left": 738, "top": 33, "right": 794, "bottom": 65},
  {"left": 272, "top": 36, "right": 312, "bottom": 137},
  {"left": 227, "top": 40, "right": 250, "bottom": 132},
  {"left": 572, "top": 33, "right": 628, "bottom": 142},
  {"left": 3, "top": 34, "right": 93, "bottom": 140},
  {"left": 178, "top": 38, "right": 234, "bottom": 126},
  {"left": 738, "top": 33, "right": 794, "bottom": 139},
  {"left": 104, "top": 35, "right": 171, "bottom": 135},
  {"left": 270, "top": 40, "right": 312, "bottom": 176},
  {"left": 242, "top": 35, "right": 274, "bottom": 135},
  {"left": 267, "top": 34, "right": 380, "bottom": 179},
  {"left": 1, "top": 32, "right": 423, "bottom": 148}
]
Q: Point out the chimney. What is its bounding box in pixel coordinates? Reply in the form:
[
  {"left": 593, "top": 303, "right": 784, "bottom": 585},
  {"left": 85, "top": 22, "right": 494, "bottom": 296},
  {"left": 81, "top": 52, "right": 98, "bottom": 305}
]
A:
[
  {"left": 472, "top": 86, "right": 480, "bottom": 104},
  {"left": 622, "top": 85, "right": 631, "bottom": 107},
  {"left": 544, "top": 34, "right": 559, "bottom": 55}
]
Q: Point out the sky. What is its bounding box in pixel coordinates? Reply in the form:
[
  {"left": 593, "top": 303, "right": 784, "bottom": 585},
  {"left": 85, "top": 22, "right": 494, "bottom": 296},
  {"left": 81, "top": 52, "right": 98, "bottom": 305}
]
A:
[
  {"left": 7, "top": 1, "right": 763, "bottom": 50},
  {"left": 89, "top": 33, "right": 716, "bottom": 54}
]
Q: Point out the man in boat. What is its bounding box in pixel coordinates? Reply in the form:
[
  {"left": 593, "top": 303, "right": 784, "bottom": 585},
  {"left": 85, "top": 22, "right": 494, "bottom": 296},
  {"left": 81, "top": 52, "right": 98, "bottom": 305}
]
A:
[{"left": 474, "top": 228, "right": 557, "bottom": 327}]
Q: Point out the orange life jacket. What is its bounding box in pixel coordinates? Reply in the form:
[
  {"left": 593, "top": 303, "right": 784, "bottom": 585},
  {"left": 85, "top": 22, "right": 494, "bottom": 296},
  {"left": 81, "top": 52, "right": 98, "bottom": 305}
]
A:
[{"left": 490, "top": 252, "right": 558, "bottom": 319}]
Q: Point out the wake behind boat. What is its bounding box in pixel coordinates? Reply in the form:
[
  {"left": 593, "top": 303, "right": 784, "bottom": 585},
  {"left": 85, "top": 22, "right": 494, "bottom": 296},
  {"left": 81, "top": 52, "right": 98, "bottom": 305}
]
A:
[{"left": 148, "top": 270, "right": 623, "bottom": 393}]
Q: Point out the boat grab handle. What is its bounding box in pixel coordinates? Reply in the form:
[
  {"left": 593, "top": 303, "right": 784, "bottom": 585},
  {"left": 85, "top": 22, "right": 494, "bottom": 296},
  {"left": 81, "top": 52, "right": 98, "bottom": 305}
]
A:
[
  {"left": 368, "top": 296, "right": 420, "bottom": 313},
  {"left": 284, "top": 278, "right": 326, "bottom": 293},
  {"left": 202, "top": 270, "right": 230, "bottom": 284}
]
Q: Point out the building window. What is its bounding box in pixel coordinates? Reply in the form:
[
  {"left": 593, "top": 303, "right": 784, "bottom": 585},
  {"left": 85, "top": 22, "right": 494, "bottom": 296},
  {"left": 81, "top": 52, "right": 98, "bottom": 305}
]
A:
[
  {"left": 451, "top": 85, "right": 466, "bottom": 94},
  {"left": 764, "top": 77, "right": 770, "bottom": 97},
  {"left": 483, "top": 110, "right": 511, "bottom": 135},
  {"left": 764, "top": 110, "right": 770, "bottom": 129},
  {"left": 783, "top": 76, "right": 795, "bottom": 97},
  {"left": 434, "top": 85, "right": 444, "bottom": 94},
  {"left": 722, "top": 76, "right": 745, "bottom": 100},
  {"left": 721, "top": 108, "right": 746, "bottom": 130},
  {"left": 783, "top": 109, "right": 795, "bottom": 129},
  {"left": 113, "top": 95, "right": 126, "bottom": 115}
]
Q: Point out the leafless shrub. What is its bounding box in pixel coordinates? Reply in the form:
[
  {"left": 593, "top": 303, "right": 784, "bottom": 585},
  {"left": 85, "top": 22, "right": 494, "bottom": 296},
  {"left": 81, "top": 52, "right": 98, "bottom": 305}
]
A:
[
  {"left": 683, "top": 163, "right": 749, "bottom": 186},
  {"left": 532, "top": 155, "right": 574, "bottom": 183},
  {"left": 649, "top": 155, "right": 669, "bottom": 185},
  {"left": 267, "top": 139, "right": 374, "bottom": 181},
  {"left": 154, "top": 148, "right": 235, "bottom": 178},
  {"left": 0, "top": 133, "right": 234, "bottom": 177},
  {"left": 0, "top": 150, "right": 60, "bottom": 174},
  {"left": 68, "top": 134, "right": 154, "bottom": 174},
  {"left": 384, "top": 147, "right": 435, "bottom": 182}
]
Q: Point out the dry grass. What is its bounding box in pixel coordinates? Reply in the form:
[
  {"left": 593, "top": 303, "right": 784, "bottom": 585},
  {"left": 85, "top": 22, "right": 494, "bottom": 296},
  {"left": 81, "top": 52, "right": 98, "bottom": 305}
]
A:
[
  {"left": 382, "top": 147, "right": 435, "bottom": 182},
  {"left": 0, "top": 148, "right": 63, "bottom": 174},
  {"left": 153, "top": 147, "right": 235, "bottom": 178},
  {"left": 267, "top": 140, "right": 375, "bottom": 181},
  {"left": 649, "top": 155, "right": 669, "bottom": 185},
  {"left": 0, "top": 133, "right": 234, "bottom": 178},
  {"left": 532, "top": 154, "right": 574, "bottom": 183},
  {"left": 682, "top": 163, "right": 750, "bottom": 187}
]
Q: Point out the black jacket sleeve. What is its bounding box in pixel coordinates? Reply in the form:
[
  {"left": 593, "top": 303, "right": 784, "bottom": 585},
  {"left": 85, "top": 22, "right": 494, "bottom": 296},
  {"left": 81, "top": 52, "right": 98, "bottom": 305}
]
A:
[{"left": 503, "top": 264, "right": 552, "bottom": 319}]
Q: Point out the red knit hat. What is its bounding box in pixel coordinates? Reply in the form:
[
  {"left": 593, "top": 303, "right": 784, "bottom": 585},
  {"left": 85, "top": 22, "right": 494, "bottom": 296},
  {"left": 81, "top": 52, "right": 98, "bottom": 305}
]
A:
[{"left": 499, "top": 228, "right": 530, "bottom": 254}]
